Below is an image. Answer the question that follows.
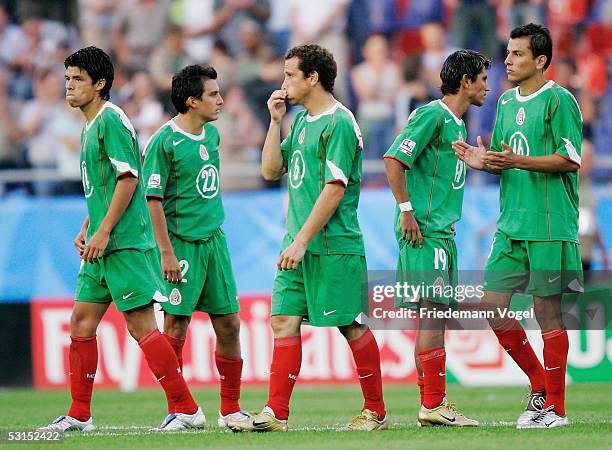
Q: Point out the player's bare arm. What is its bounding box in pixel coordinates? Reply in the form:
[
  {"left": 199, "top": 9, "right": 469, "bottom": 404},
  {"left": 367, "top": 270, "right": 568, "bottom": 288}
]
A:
[
  {"left": 74, "top": 216, "right": 90, "bottom": 257},
  {"left": 262, "top": 90, "right": 288, "bottom": 180},
  {"left": 384, "top": 157, "right": 423, "bottom": 248},
  {"left": 452, "top": 136, "right": 501, "bottom": 174},
  {"left": 277, "top": 183, "right": 345, "bottom": 271},
  {"left": 482, "top": 141, "right": 579, "bottom": 173},
  {"left": 82, "top": 175, "right": 138, "bottom": 262},
  {"left": 147, "top": 199, "right": 182, "bottom": 283}
]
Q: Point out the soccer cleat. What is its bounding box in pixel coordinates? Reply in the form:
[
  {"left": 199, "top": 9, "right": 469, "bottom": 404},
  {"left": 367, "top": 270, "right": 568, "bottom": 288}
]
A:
[
  {"left": 227, "top": 407, "right": 288, "bottom": 432},
  {"left": 521, "top": 406, "right": 569, "bottom": 429},
  {"left": 156, "top": 406, "right": 206, "bottom": 431},
  {"left": 516, "top": 390, "right": 546, "bottom": 428},
  {"left": 217, "top": 410, "right": 253, "bottom": 428},
  {"left": 37, "top": 415, "right": 96, "bottom": 432},
  {"left": 417, "top": 398, "right": 479, "bottom": 427},
  {"left": 336, "top": 409, "right": 388, "bottom": 431}
]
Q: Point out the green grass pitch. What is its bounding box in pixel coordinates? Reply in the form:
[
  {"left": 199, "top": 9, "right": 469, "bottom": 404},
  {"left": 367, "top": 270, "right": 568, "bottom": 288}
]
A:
[{"left": 1, "top": 384, "right": 610, "bottom": 449}]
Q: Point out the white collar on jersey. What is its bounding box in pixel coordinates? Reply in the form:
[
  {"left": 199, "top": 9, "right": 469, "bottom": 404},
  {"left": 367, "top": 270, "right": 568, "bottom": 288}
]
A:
[
  {"left": 84, "top": 101, "right": 136, "bottom": 138},
  {"left": 514, "top": 80, "right": 555, "bottom": 102},
  {"left": 306, "top": 101, "right": 340, "bottom": 122},
  {"left": 169, "top": 117, "right": 206, "bottom": 140},
  {"left": 437, "top": 99, "right": 463, "bottom": 126}
]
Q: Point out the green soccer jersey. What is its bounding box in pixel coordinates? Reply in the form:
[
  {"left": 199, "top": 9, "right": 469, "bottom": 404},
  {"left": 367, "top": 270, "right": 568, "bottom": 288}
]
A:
[
  {"left": 384, "top": 100, "right": 467, "bottom": 241},
  {"left": 280, "top": 101, "right": 364, "bottom": 255},
  {"left": 491, "top": 81, "right": 582, "bottom": 242},
  {"left": 80, "top": 102, "right": 155, "bottom": 254},
  {"left": 142, "top": 118, "right": 225, "bottom": 242}
]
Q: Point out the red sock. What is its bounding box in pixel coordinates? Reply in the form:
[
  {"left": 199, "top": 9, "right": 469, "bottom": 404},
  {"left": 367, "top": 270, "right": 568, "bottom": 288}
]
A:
[
  {"left": 68, "top": 336, "right": 98, "bottom": 421},
  {"left": 348, "top": 330, "right": 386, "bottom": 419},
  {"left": 493, "top": 324, "right": 545, "bottom": 392},
  {"left": 418, "top": 347, "right": 446, "bottom": 409},
  {"left": 162, "top": 334, "right": 186, "bottom": 413},
  {"left": 139, "top": 329, "right": 198, "bottom": 414},
  {"left": 541, "top": 329, "right": 569, "bottom": 416},
  {"left": 164, "top": 334, "right": 185, "bottom": 370},
  {"left": 266, "top": 336, "right": 302, "bottom": 420},
  {"left": 215, "top": 352, "right": 243, "bottom": 416},
  {"left": 418, "top": 375, "right": 425, "bottom": 405}
]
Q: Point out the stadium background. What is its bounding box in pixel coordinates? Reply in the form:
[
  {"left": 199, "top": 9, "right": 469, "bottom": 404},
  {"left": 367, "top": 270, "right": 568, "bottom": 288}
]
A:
[{"left": 0, "top": 0, "right": 610, "bottom": 390}]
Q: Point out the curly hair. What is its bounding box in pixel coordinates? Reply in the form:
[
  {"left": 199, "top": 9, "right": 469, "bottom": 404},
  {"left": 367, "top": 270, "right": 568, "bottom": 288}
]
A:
[{"left": 285, "top": 44, "right": 337, "bottom": 93}]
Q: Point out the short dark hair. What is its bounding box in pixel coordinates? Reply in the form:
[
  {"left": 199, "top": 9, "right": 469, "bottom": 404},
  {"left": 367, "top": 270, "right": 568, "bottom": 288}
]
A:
[
  {"left": 64, "top": 46, "right": 114, "bottom": 100},
  {"left": 285, "top": 44, "right": 337, "bottom": 93},
  {"left": 171, "top": 64, "right": 218, "bottom": 114},
  {"left": 510, "top": 23, "right": 553, "bottom": 70},
  {"left": 440, "top": 50, "right": 491, "bottom": 95}
]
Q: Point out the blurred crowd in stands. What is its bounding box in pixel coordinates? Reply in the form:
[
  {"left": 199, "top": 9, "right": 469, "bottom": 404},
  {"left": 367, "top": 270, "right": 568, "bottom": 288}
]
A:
[{"left": 0, "top": 0, "right": 611, "bottom": 196}]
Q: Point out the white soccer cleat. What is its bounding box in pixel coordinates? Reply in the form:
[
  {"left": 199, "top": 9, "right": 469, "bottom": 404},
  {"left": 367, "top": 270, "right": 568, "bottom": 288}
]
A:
[
  {"left": 516, "top": 390, "right": 546, "bottom": 428},
  {"left": 37, "top": 415, "right": 96, "bottom": 432},
  {"left": 522, "top": 406, "right": 569, "bottom": 429},
  {"left": 218, "top": 410, "right": 253, "bottom": 428},
  {"left": 156, "top": 406, "right": 206, "bottom": 431}
]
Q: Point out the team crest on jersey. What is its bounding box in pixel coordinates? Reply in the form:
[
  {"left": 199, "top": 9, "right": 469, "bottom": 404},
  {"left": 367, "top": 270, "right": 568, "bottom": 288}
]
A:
[
  {"left": 298, "top": 127, "right": 306, "bottom": 145},
  {"left": 516, "top": 107, "right": 526, "bottom": 125},
  {"left": 398, "top": 138, "right": 416, "bottom": 157},
  {"left": 169, "top": 288, "right": 182, "bottom": 305},
  {"left": 199, "top": 144, "right": 209, "bottom": 161},
  {"left": 289, "top": 150, "right": 306, "bottom": 189},
  {"left": 148, "top": 173, "right": 161, "bottom": 189},
  {"left": 196, "top": 164, "right": 220, "bottom": 198}
]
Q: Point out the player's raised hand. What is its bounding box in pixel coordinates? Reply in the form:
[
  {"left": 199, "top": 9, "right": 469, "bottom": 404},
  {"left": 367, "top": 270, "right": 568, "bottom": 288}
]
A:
[
  {"left": 277, "top": 240, "right": 307, "bottom": 271},
  {"left": 268, "top": 89, "right": 287, "bottom": 124},
  {"left": 483, "top": 141, "right": 518, "bottom": 170},
  {"left": 74, "top": 228, "right": 87, "bottom": 257},
  {"left": 452, "top": 135, "right": 486, "bottom": 170},
  {"left": 400, "top": 211, "right": 423, "bottom": 248},
  {"left": 81, "top": 230, "right": 109, "bottom": 262},
  {"left": 161, "top": 250, "right": 182, "bottom": 284}
]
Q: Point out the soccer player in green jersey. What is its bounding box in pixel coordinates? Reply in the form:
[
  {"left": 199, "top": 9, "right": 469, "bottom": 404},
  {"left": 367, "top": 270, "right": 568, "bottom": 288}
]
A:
[
  {"left": 39, "top": 47, "right": 203, "bottom": 432},
  {"left": 453, "top": 24, "right": 583, "bottom": 428},
  {"left": 384, "top": 50, "right": 490, "bottom": 427},
  {"left": 228, "top": 44, "right": 387, "bottom": 432},
  {"left": 143, "top": 65, "right": 250, "bottom": 428}
]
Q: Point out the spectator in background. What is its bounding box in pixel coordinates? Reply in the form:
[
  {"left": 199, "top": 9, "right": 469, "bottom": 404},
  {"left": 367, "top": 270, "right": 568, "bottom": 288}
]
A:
[
  {"left": 53, "top": 104, "right": 83, "bottom": 195},
  {"left": 449, "top": 0, "right": 499, "bottom": 59},
  {"left": 0, "top": 6, "right": 26, "bottom": 69},
  {"left": 208, "top": 40, "right": 238, "bottom": 93},
  {"left": 212, "top": 0, "right": 271, "bottom": 57},
  {"left": 0, "top": 71, "right": 22, "bottom": 170},
  {"left": 16, "top": 0, "right": 76, "bottom": 23},
  {"left": 288, "top": 0, "right": 350, "bottom": 102},
  {"left": 78, "top": 0, "right": 117, "bottom": 51},
  {"left": 18, "top": 69, "right": 69, "bottom": 195},
  {"left": 505, "top": 0, "right": 546, "bottom": 30},
  {"left": 420, "top": 21, "right": 457, "bottom": 92},
  {"left": 267, "top": 0, "right": 290, "bottom": 55},
  {"left": 351, "top": 34, "right": 400, "bottom": 160},
  {"left": 236, "top": 19, "right": 277, "bottom": 86},
  {"left": 124, "top": 72, "right": 165, "bottom": 150},
  {"left": 177, "top": 0, "right": 215, "bottom": 64},
  {"left": 579, "top": 140, "right": 609, "bottom": 277},
  {"left": 149, "top": 24, "right": 189, "bottom": 95},
  {"left": 113, "top": 0, "right": 170, "bottom": 72},
  {"left": 215, "top": 87, "right": 264, "bottom": 190},
  {"left": 554, "top": 57, "right": 596, "bottom": 139},
  {"left": 394, "top": 54, "right": 435, "bottom": 131}
]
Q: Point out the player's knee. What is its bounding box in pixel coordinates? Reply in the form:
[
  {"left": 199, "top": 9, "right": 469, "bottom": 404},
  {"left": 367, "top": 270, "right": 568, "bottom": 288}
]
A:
[
  {"left": 270, "top": 316, "right": 300, "bottom": 337},
  {"left": 164, "top": 314, "right": 190, "bottom": 338},
  {"left": 70, "top": 310, "right": 96, "bottom": 336},
  {"left": 215, "top": 315, "right": 241, "bottom": 344}
]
